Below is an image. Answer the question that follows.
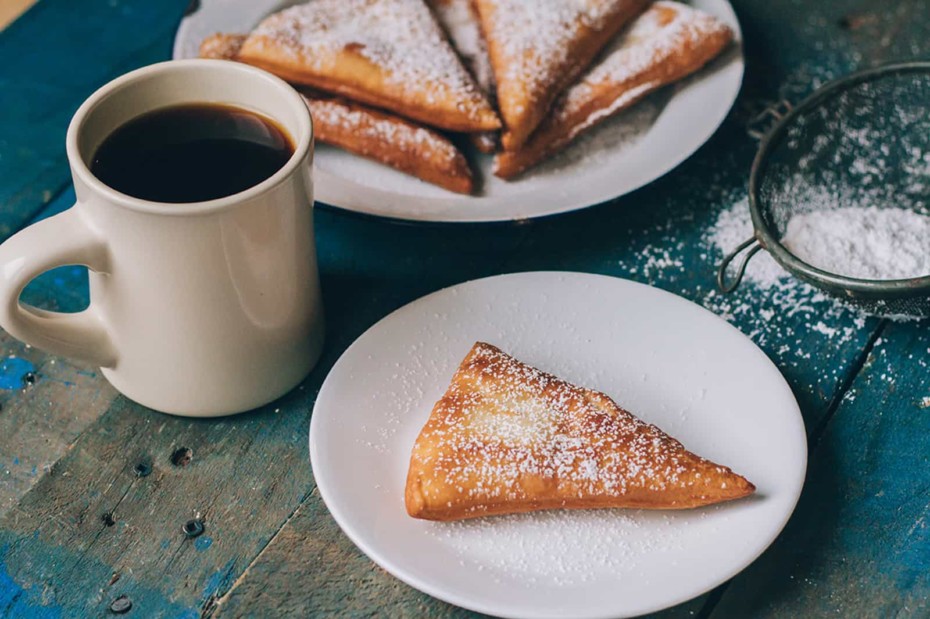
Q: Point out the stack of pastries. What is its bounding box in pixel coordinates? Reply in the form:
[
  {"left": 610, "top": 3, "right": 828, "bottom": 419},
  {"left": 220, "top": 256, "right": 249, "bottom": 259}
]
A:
[{"left": 200, "top": 0, "right": 733, "bottom": 194}]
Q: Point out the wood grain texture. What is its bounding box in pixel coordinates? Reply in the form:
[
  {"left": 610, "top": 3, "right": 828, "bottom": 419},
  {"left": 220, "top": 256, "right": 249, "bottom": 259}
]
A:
[
  {"left": 214, "top": 488, "right": 484, "bottom": 618},
  {"left": 213, "top": 486, "right": 708, "bottom": 617},
  {"left": 0, "top": 0, "right": 929, "bottom": 617},
  {"left": 0, "top": 187, "right": 115, "bottom": 518},
  {"left": 0, "top": 208, "right": 528, "bottom": 617},
  {"left": 708, "top": 320, "right": 930, "bottom": 617}
]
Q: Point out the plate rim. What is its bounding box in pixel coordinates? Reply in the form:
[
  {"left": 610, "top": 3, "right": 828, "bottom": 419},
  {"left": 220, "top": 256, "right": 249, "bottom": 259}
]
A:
[
  {"left": 308, "top": 271, "right": 808, "bottom": 619},
  {"left": 172, "top": 0, "right": 745, "bottom": 225}
]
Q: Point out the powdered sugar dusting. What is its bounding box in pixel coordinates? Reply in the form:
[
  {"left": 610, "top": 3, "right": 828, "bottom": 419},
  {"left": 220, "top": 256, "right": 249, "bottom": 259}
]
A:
[
  {"left": 561, "top": 1, "right": 731, "bottom": 123},
  {"left": 409, "top": 343, "right": 744, "bottom": 518},
  {"left": 705, "top": 193, "right": 868, "bottom": 333},
  {"left": 429, "top": 508, "right": 688, "bottom": 584},
  {"left": 306, "top": 96, "right": 460, "bottom": 164},
  {"left": 429, "top": 0, "right": 495, "bottom": 93},
  {"left": 708, "top": 196, "right": 788, "bottom": 290},
  {"left": 481, "top": 0, "right": 635, "bottom": 105},
  {"left": 782, "top": 207, "right": 930, "bottom": 281},
  {"left": 251, "top": 0, "right": 485, "bottom": 106}
]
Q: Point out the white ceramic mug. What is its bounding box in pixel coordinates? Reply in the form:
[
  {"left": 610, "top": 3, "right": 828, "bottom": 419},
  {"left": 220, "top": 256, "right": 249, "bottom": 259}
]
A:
[{"left": 0, "top": 59, "right": 324, "bottom": 416}]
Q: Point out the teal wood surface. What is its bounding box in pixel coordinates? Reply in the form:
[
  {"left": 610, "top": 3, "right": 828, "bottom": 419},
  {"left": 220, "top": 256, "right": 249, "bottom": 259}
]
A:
[{"left": 0, "top": 0, "right": 928, "bottom": 617}]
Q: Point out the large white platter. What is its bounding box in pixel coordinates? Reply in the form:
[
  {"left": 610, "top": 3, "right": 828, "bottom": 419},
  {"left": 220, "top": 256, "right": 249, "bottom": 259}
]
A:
[{"left": 174, "top": 0, "right": 744, "bottom": 223}]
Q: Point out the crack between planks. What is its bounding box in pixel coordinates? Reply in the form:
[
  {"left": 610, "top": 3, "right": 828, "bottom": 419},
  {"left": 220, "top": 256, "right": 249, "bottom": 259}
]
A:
[
  {"left": 692, "top": 319, "right": 888, "bottom": 619},
  {"left": 806, "top": 319, "right": 887, "bottom": 454},
  {"left": 162, "top": 425, "right": 265, "bottom": 578},
  {"left": 55, "top": 478, "right": 138, "bottom": 593},
  {"left": 200, "top": 484, "right": 318, "bottom": 618}
]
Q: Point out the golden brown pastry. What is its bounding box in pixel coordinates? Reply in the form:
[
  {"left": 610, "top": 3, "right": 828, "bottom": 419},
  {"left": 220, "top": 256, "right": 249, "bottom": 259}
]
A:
[
  {"left": 305, "top": 94, "right": 474, "bottom": 194},
  {"left": 200, "top": 33, "right": 473, "bottom": 194},
  {"left": 474, "top": 0, "right": 651, "bottom": 151},
  {"left": 236, "top": 0, "right": 501, "bottom": 133},
  {"left": 495, "top": 1, "right": 733, "bottom": 179},
  {"left": 198, "top": 32, "right": 247, "bottom": 60},
  {"left": 469, "top": 131, "right": 500, "bottom": 154},
  {"left": 406, "top": 342, "right": 755, "bottom": 521}
]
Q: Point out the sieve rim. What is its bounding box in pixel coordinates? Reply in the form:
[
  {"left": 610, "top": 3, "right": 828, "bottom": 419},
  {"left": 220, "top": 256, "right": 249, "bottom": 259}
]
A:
[{"left": 748, "top": 60, "right": 930, "bottom": 299}]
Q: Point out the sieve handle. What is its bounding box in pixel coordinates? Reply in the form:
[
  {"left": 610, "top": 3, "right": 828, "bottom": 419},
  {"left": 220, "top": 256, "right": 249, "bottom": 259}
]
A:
[
  {"left": 717, "top": 237, "right": 763, "bottom": 293},
  {"left": 747, "top": 99, "right": 793, "bottom": 140}
]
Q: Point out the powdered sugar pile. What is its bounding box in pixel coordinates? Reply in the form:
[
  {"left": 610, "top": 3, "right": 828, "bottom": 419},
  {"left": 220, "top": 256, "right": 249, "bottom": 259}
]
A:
[
  {"left": 782, "top": 206, "right": 930, "bottom": 280},
  {"left": 700, "top": 190, "right": 870, "bottom": 351}
]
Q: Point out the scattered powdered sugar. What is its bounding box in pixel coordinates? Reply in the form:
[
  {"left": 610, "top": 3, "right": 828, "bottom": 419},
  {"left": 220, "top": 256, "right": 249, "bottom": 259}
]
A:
[
  {"left": 781, "top": 207, "right": 930, "bottom": 280},
  {"left": 700, "top": 190, "right": 870, "bottom": 351},
  {"left": 428, "top": 508, "right": 687, "bottom": 585},
  {"left": 251, "top": 0, "right": 486, "bottom": 107}
]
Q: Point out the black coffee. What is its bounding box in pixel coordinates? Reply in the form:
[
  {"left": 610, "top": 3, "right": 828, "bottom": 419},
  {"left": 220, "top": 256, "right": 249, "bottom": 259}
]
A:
[{"left": 91, "top": 103, "right": 294, "bottom": 203}]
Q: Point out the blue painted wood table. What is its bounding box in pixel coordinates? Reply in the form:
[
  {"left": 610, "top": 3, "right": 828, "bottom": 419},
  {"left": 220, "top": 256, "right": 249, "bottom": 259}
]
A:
[{"left": 1, "top": 1, "right": 929, "bottom": 617}]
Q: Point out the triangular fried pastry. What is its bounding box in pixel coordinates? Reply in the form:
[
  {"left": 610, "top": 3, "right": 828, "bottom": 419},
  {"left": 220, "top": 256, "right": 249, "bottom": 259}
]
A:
[
  {"left": 200, "top": 34, "right": 474, "bottom": 194},
  {"left": 495, "top": 1, "right": 733, "bottom": 178},
  {"left": 236, "top": 0, "right": 501, "bottom": 133},
  {"left": 475, "top": 0, "right": 651, "bottom": 151},
  {"left": 305, "top": 94, "right": 474, "bottom": 194},
  {"left": 406, "top": 342, "right": 754, "bottom": 521}
]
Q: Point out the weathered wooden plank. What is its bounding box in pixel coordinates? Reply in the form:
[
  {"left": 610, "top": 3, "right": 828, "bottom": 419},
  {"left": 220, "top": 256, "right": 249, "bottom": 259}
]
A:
[
  {"left": 708, "top": 319, "right": 930, "bottom": 617},
  {"left": 213, "top": 489, "right": 482, "bottom": 618},
  {"left": 0, "top": 187, "right": 115, "bottom": 518},
  {"left": 0, "top": 0, "right": 188, "bottom": 237},
  {"left": 213, "top": 485, "right": 707, "bottom": 617},
  {"left": 0, "top": 204, "right": 532, "bottom": 617}
]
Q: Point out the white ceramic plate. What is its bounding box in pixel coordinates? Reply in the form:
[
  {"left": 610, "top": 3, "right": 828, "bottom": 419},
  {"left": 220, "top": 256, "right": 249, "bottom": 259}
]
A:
[
  {"left": 309, "top": 272, "right": 806, "bottom": 619},
  {"left": 173, "top": 0, "right": 744, "bottom": 223}
]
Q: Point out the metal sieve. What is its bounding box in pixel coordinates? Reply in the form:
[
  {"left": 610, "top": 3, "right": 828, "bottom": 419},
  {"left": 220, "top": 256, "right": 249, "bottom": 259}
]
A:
[{"left": 718, "top": 61, "right": 930, "bottom": 318}]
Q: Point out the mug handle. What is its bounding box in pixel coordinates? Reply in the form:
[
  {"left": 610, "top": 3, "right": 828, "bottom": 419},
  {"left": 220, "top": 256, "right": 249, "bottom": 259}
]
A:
[{"left": 0, "top": 206, "right": 117, "bottom": 368}]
